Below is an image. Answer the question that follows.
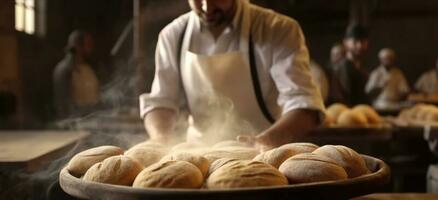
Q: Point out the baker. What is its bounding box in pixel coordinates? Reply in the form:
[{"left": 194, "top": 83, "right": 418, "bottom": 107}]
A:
[
  {"left": 365, "top": 48, "right": 410, "bottom": 109},
  {"left": 140, "top": 0, "right": 324, "bottom": 150},
  {"left": 53, "top": 30, "right": 101, "bottom": 118}
]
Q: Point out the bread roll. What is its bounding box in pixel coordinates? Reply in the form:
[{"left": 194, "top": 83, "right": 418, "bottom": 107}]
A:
[
  {"left": 212, "top": 140, "right": 251, "bottom": 149},
  {"left": 207, "top": 160, "right": 288, "bottom": 188},
  {"left": 278, "top": 143, "right": 319, "bottom": 154},
  {"left": 133, "top": 160, "right": 203, "bottom": 189},
  {"left": 253, "top": 147, "right": 295, "bottom": 168},
  {"left": 279, "top": 153, "right": 348, "bottom": 184},
  {"left": 67, "top": 145, "right": 123, "bottom": 177},
  {"left": 398, "top": 108, "right": 413, "bottom": 121},
  {"left": 337, "top": 109, "right": 368, "bottom": 127},
  {"left": 417, "top": 105, "right": 437, "bottom": 121},
  {"left": 83, "top": 155, "right": 143, "bottom": 186},
  {"left": 353, "top": 104, "right": 382, "bottom": 125},
  {"left": 326, "top": 103, "right": 349, "bottom": 123},
  {"left": 160, "top": 151, "right": 210, "bottom": 177},
  {"left": 313, "top": 145, "right": 370, "bottom": 178},
  {"left": 426, "top": 108, "right": 438, "bottom": 122},
  {"left": 202, "top": 147, "right": 259, "bottom": 163},
  {"left": 323, "top": 115, "right": 336, "bottom": 127},
  {"left": 411, "top": 104, "right": 434, "bottom": 120},
  {"left": 208, "top": 158, "right": 240, "bottom": 176},
  {"left": 125, "top": 146, "right": 166, "bottom": 168}
]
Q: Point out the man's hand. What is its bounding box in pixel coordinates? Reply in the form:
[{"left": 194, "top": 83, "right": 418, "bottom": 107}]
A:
[
  {"left": 236, "top": 134, "right": 275, "bottom": 152},
  {"left": 144, "top": 108, "right": 177, "bottom": 145},
  {"left": 236, "top": 109, "right": 319, "bottom": 152},
  {"left": 256, "top": 109, "right": 320, "bottom": 150}
]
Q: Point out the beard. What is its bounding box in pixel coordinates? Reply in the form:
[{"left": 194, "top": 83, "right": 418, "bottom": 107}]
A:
[
  {"left": 198, "top": 2, "right": 236, "bottom": 28},
  {"left": 200, "top": 10, "right": 227, "bottom": 27}
]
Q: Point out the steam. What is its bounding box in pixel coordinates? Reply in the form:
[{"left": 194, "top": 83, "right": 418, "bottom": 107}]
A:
[{"left": 184, "top": 94, "right": 258, "bottom": 145}]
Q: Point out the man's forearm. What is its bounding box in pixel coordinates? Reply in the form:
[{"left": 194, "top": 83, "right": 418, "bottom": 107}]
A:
[
  {"left": 256, "top": 109, "right": 320, "bottom": 148},
  {"left": 144, "top": 108, "right": 177, "bottom": 143}
]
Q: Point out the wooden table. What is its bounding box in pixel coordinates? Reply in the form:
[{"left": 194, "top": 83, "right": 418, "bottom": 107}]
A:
[
  {"left": 352, "top": 193, "right": 438, "bottom": 200},
  {"left": 0, "top": 130, "right": 89, "bottom": 172}
]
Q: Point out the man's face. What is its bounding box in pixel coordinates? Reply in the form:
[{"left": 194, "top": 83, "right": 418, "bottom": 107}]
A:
[
  {"left": 344, "top": 38, "right": 369, "bottom": 58},
  {"left": 379, "top": 53, "right": 395, "bottom": 68},
  {"left": 188, "top": 0, "right": 236, "bottom": 27}
]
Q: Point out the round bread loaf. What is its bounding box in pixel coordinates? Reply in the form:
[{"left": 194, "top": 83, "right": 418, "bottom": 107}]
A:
[
  {"left": 326, "top": 103, "right": 349, "bottom": 123},
  {"left": 160, "top": 151, "right": 210, "bottom": 177},
  {"left": 323, "top": 115, "right": 336, "bottom": 127},
  {"left": 279, "top": 153, "right": 348, "bottom": 184},
  {"left": 426, "top": 108, "right": 438, "bottom": 122},
  {"left": 208, "top": 158, "right": 240, "bottom": 176},
  {"left": 278, "top": 143, "right": 319, "bottom": 154},
  {"left": 212, "top": 140, "right": 251, "bottom": 149},
  {"left": 398, "top": 108, "right": 413, "bottom": 121},
  {"left": 253, "top": 147, "right": 295, "bottom": 168},
  {"left": 411, "top": 104, "right": 433, "bottom": 120},
  {"left": 313, "top": 145, "right": 370, "bottom": 178},
  {"left": 133, "top": 160, "right": 203, "bottom": 189},
  {"left": 83, "top": 155, "right": 143, "bottom": 186},
  {"left": 337, "top": 109, "right": 368, "bottom": 127},
  {"left": 67, "top": 145, "right": 124, "bottom": 177},
  {"left": 416, "top": 105, "right": 437, "bottom": 121},
  {"left": 125, "top": 146, "right": 166, "bottom": 168},
  {"left": 207, "top": 160, "right": 288, "bottom": 188},
  {"left": 202, "top": 147, "right": 259, "bottom": 163},
  {"left": 353, "top": 104, "right": 382, "bottom": 125}
]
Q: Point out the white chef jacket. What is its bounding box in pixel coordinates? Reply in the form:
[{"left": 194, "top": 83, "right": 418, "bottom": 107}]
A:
[
  {"left": 416, "top": 69, "right": 438, "bottom": 95},
  {"left": 365, "top": 66, "right": 410, "bottom": 107},
  {"left": 140, "top": 1, "right": 325, "bottom": 120}
]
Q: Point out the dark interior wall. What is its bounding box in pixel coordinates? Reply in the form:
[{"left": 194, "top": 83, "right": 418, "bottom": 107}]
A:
[{"left": 0, "top": 0, "right": 21, "bottom": 127}]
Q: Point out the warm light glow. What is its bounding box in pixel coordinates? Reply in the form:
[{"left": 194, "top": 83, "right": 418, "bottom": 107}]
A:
[
  {"left": 15, "top": 0, "right": 35, "bottom": 34},
  {"left": 25, "top": 6, "right": 35, "bottom": 34},
  {"left": 15, "top": 4, "right": 24, "bottom": 31}
]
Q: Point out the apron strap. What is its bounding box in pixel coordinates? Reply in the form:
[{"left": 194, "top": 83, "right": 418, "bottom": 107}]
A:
[
  {"left": 178, "top": 20, "right": 191, "bottom": 113},
  {"left": 249, "top": 34, "right": 275, "bottom": 124}
]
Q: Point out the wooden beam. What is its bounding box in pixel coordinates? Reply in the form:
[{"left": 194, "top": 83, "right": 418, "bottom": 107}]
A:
[
  {"left": 349, "top": 0, "right": 370, "bottom": 26},
  {"left": 133, "top": 0, "right": 146, "bottom": 95}
]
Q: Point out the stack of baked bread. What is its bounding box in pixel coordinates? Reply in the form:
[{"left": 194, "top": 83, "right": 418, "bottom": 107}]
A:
[
  {"left": 324, "top": 103, "right": 383, "bottom": 128},
  {"left": 66, "top": 140, "right": 372, "bottom": 189},
  {"left": 398, "top": 104, "right": 438, "bottom": 126}
]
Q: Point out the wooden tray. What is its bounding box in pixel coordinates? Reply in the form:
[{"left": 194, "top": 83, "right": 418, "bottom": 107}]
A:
[{"left": 59, "top": 155, "right": 390, "bottom": 200}]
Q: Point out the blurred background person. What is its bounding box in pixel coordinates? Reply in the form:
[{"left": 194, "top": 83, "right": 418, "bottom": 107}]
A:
[
  {"left": 326, "top": 43, "right": 346, "bottom": 105},
  {"left": 309, "top": 60, "right": 329, "bottom": 102},
  {"left": 53, "top": 30, "right": 102, "bottom": 118},
  {"left": 415, "top": 57, "right": 438, "bottom": 96},
  {"left": 331, "top": 24, "right": 370, "bottom": 106},
  {"left": 329, "top": 43, "right": 346, "bottom": 69},
  {"left": 365, "top": 48, "right": 410, "bottom": 109}
]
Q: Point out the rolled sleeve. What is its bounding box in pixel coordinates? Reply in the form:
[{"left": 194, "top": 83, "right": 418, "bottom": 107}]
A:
[
  {"left": 139, "top": 21, "right": 186, "bottom": 119},
  {"left": 269, "top": 19, "right": 325, "bottom": 118}
]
